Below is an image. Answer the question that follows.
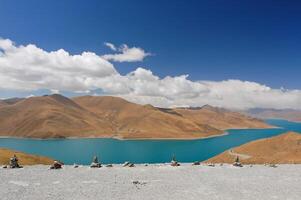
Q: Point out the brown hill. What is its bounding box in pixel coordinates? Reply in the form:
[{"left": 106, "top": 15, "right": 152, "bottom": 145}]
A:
[
  {"left": 0, "top": 94, "right": 113, "bottom": 138},
  {"left": 0, "top": 148, "right": 54, "bottom": 165},
  {"left": 73, "top": 96, "right": 222, "bottom": 139},
  {"left": 246, "top": 108, "right": 301, "bottom": 122},
  {"left": 174, "top": 105, "right": 273, "bottom": 130},
  {"left": 0, "top": 94, "right": 273, "bottom": 139},
  {"left": 205, "top": 132, "right": 301, "bottom": 164},
  {"left": 3, "top": 97, "right": 25, "bottom": 105}
]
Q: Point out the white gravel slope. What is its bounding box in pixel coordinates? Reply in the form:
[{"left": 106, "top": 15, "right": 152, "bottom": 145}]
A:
[{"left": 0, "top": 164, "right": 300, "bottom": 200}]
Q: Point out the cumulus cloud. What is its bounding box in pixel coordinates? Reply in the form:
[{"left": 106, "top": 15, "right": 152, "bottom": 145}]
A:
[
  {"left": 102, "top": 43, "right": 150, "bottom": 62},
  {"left": 0, "top": 38, "right": 117, "bottom": 91},
  {"left": 0, "top": 38, "right": 300, "bottom": 110}
]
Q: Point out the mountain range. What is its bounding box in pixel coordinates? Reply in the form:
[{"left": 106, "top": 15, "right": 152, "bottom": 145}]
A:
[
  {"left": 0, "top": 94, "right": 272, "bottom": 139},
  {"left": 245, "top": 108, "right": 301, "bottom": 123}
]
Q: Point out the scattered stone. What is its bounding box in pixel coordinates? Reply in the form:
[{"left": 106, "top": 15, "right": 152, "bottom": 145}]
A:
[
  {"left": 207, "top": 163, "right": 215, "bottom": 167},
  {"left": 106, "top": 164, "right": 113, "bottom": 167},
  {"left": 73, "top": 164, "right": 79, "bottom": 168},
  {"left": 50, "top": 161, "right": 63, "bottom": 169},
  {"left": 133, "top": 180, "right": 139, "bottom": 184},
  {"left": 269, "top": 164, "right": 277, "bottom": 168},
  {"left": 132, "top": 180, "right": 147, "bottom": 189},
  {"left": 90, "top": 156, "right": 102, "bottom": 168},
  {"left": 3, "top": 165, "right": 7, "bottom": 169}
]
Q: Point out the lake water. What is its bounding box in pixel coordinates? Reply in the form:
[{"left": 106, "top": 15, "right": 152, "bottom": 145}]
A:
[{"left": 0, "top": 119, "right": 300, "bottom": 165}]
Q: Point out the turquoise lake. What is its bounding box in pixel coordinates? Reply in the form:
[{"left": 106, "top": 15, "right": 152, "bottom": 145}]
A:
[{"left": 0, "top": 119, "right": 300, "bottom": 165}]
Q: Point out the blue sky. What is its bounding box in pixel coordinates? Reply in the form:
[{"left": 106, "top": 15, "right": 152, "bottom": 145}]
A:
[{"left": 0, "top": 0, "right": 300, "bottom": 109}]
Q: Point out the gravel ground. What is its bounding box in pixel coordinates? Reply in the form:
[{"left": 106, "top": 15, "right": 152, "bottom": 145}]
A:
[{"left": 0, "top": 164, "right": 300, "bottom": 200}]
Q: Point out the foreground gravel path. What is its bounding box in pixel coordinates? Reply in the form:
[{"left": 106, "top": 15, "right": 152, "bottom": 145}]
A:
[{"left": 0, "top": 164, "right": 300, "bottom": 200}]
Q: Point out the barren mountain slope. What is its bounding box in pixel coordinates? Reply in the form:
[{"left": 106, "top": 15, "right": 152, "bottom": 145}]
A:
[
  {"left": 0, "top": 94, "right": 114, "bottom": 138},
  {"left": 205, "top": 132, "right": 301, "bottom": 164},
  {"left": 174, "top": 105, "right": 274, "bottom": 130},
  {"left": 73, "top": 96, "right": 222, "bottom": 139}
]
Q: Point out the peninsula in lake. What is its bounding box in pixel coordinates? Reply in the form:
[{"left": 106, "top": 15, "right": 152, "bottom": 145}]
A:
[
  {"left": 0, "top": 94, "right": 273, "bottom": 139},
  {"left": 205, "top": 132, "right": 301, "bottom": 164}
]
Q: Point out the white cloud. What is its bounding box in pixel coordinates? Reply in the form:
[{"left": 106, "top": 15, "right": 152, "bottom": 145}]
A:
[
  {"left": 0, "top": 38, "right": 300, "bottom": 110},
  {"left": 50, "top": 89, "right": 60, "bottom": 94},
  {"left": 0, "top": 38, "right": 117, "bottom": 91},
  {"left": 104, "top": 42, "right": 117, "bottom": 51},
  {"left": 102, "top": 43, "right": 150, "bottom": 62}
]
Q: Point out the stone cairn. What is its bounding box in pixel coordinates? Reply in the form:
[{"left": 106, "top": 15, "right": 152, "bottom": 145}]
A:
[
  {"left": 50, "top": 160, "right": 63, "bottom": 169},
  {"left": 9, "top": 154, "right": 22, "bottom": 168},
  {"left": 171, "top": 154, "right": 180, "bottom": 166},
  {"left": 90, "top": 156, "right": 102, "bottom": 168},
  {"left": 233, "top": 156, "right": 243, "bottom": 167}
]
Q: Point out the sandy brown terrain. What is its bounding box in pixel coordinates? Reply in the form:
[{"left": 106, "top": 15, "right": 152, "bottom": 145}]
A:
[
  {"left": 0, "top": 148, "right": 54, "bottom": 165},
  {"left": 205, "top": 132, "right": 301, "bottom": 164},
  {"left": 0, "top": 94, "right": 114, "bottom": 138},
  {"left": 73, "top": 96, "right": 223, "bottom": 139},
  {"left": 0, "top": 100, "right": 7, "bottom": 107},
  {"left": 0, "top": 94, "right": 272, "bottom": 139}
]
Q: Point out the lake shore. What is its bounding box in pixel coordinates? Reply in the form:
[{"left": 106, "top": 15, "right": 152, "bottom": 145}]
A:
[
  {"left": 0, "top": 126, "right": 279, "bottom": 140},
  {"left": 1, "top": 164, "right": 300, "bottom": 200}
]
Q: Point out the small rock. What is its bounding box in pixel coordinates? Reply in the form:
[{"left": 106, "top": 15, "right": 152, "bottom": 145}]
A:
[
  {"left": 123, "top": 161, "right": 130, "bottom": 167},
  {"left": 192, "top": 161, "right": 200, "bottom": 166},
  {"left": 123, "top": 161, "right": 135, "bottom": 167},
  {"left": 128, "top": 163, "right": 135, "bottom": 167}
]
